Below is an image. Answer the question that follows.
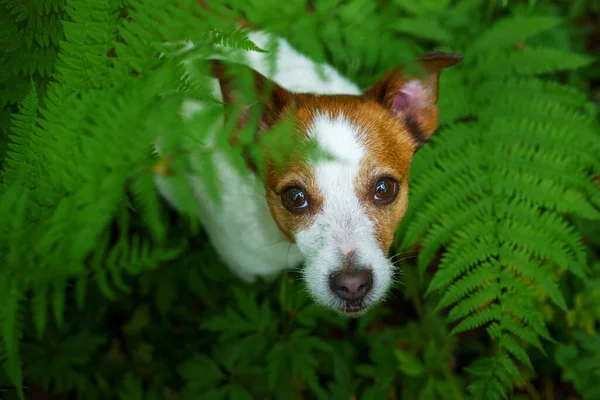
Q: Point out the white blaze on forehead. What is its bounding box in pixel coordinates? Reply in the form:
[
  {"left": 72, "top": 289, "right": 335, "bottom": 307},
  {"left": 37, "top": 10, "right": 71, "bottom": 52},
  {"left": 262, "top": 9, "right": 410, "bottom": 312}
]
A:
[
  {"left": 295, "top": 112, "right": 393, "bottom": 310},
  {"left": 309, "top": 112, "right": 364, "bottom": 162},
  {"left": 307, "top": 113, "right": 368, "bottom": 246}
]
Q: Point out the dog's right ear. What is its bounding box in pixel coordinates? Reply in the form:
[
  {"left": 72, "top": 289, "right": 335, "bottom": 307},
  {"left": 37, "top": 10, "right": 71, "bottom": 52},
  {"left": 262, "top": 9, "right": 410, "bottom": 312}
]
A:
[
  {"left": 209, "top": 60, "right": 294, "bottom": 131},
  {"left": 363, "top": 53, "right": 462, "bottom": 151}
]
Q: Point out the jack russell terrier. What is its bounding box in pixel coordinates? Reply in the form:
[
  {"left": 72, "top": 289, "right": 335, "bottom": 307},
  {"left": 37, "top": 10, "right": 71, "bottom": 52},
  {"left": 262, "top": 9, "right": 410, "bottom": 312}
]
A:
[{"left": 154, "top": 30, "right": 462, "bottom": 316}]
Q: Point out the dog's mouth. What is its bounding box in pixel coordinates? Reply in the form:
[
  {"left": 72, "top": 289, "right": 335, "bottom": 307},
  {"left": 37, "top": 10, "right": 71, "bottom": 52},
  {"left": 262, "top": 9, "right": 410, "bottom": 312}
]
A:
[{"left": 338, "top": 300, "right": 367, "bottom": 315}]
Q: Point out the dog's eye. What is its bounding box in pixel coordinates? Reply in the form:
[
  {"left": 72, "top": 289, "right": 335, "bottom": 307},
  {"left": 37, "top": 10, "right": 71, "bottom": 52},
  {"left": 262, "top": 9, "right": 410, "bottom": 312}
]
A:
[
  {"left": 282, "top": 186, "right": 309, "bottom": 210},
  {"left": 373, "top": 177, "right": 398, "bottom": 203}
]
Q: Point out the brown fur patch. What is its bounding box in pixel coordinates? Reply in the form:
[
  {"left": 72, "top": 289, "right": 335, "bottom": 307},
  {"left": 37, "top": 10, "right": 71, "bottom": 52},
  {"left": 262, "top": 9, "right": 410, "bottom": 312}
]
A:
[
  {"left": 260, "top": 94, "right": 416, "bottom": 250},
  {"left": 264, "top": 160, "right": 323, "bottom": 242},
  {"left": 342, "top": 100, "right": 414, "bottom": 251}
]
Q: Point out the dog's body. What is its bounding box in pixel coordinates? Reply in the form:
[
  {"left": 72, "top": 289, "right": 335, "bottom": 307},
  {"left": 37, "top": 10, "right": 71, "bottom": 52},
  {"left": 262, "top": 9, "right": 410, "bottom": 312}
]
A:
[
  {"left": 155, "top": 31, "right": 360, "bottom": 280},
  {"left": 155, "top": 29, "right": 461, "bottom": 315}
]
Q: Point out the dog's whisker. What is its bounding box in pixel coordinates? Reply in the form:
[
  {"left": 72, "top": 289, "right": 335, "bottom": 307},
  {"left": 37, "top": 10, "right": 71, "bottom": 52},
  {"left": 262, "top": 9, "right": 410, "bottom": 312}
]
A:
[
  {"left": 389, "top": 252, "right": 419, "bottom": 262},
  {"left": 389, "top": 254, "right": 419, "bottom": 263}
]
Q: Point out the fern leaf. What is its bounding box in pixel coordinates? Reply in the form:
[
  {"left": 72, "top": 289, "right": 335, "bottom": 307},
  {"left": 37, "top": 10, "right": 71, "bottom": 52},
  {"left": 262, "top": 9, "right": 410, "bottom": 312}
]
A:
[
  {"left": 55, "top": 0, "right": 121, "bottom": 90},
  {"left": 400, "top": 24, "right": 597, "bottom": 396},
  {"left": 451, "top": 304, "right": 502, "bottom": 335},
  {"left": 446, "top": 286, "right": 501, "bottom": 323},
  {"left": 499, "top": 248, "right": 566, "bottom": 310},
  {"left": 437, "top": 263, "right": 501, "bottom": 310},
  {"left": 30, "top": 283, "right": 49, "bottom": 339},
  {"left": 209, "top": 28, "right": 266, "bottom": 52},
  {"left": 488, "top": 319, "right": 545, "bottom": 353},
  {"left": 477, "top": 47, "right": 595, "bottom": 78},
  {"left": 393, "top": 18, "right": 452, "bottom": 43},
  {"left": 497, "top": 334, "right": 533, "bottom": 370},
  {"left": 51, "top": 279, "right": 66, "bottom": 329},
  {"left": 3, "top": 82, "right": 38, "bottom": 190},
  {"left": 468, "top": 16, "right": 562, "bottom": 55},
  {"left": 465, "top": 355, "right": 511, "bottom": 400}
]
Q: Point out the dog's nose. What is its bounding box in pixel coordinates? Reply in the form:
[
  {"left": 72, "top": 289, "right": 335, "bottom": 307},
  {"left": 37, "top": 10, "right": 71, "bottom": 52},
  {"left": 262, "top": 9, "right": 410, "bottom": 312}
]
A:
[{"left": 329, "top": 269, "right": 373, "bottom": 301}]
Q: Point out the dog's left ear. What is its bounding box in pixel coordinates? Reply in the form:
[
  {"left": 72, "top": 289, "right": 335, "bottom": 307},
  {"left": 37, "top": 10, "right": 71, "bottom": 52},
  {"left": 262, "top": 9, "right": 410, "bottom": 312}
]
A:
[
  {"left": 364, "top": 52, "right": 462, "bottom": 150},
  {"left": 210, "top": 60, "right": 294, "bottom": 131}
]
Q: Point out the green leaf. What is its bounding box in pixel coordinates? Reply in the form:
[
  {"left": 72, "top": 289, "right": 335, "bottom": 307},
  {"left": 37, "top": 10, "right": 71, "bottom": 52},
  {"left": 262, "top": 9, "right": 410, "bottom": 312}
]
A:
[
  {"left": 469, "top": 16, "right": 562, "bottom": 55},
  {"left": 267, "top": 343, "right": 286, "bottom": 390},
  {"left": 395, "top": 349, "right": 425, "bottom": 376},
  {"left": 178, "top": 355, "right": 225, "bottom": 390},
  {"left": 122, "top": 304, "right": 151, "bottom": 336},
  {"left": 393, "top": 18, "right": 452, "bottom": 43},
  {"left": 478, "top": 47, "right": 595, "bottom": 77},
  {"left": 229, "top": 385, "right": 253, "bottom": 400},
  {"left": 420, "top": 379, "right": 437, "bottom": 400},
  {"left": 118, "top": 374, "right": 144, "bottom": 400},
  {"left": 31, "top": 284, "right": 49, "bottom": 339}
]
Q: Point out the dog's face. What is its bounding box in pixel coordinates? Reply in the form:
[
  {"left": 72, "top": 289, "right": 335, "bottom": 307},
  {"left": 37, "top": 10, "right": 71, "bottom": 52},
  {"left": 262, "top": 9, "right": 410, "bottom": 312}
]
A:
[{"left": 213, "top": 53, "right": 461, "bottom": 315}]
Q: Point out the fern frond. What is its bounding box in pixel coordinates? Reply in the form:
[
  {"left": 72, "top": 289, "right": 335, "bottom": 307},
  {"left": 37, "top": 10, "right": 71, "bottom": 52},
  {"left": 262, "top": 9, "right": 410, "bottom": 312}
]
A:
[
  {"left": 392, "top": 18, "right": 452, "bottom": 43},
  {"left": 427, "top": 225, "right": 498, "bottom": 293},
  {"left": 30, "top": 283, "right": 49, "bottom": 339},
  {"left": 465, "top": 353, "right": 513, "bottom": 400},
  {"left": 451, "top": 304, "right": 502, "bottom": 335},
  {"left": 497, "top": 333, "right": 533, "bottom": 369},
  {"left": 3, "top": 82, "right": 38, "bottom": 190},
  {"left": 209, "top": 28, "right": 266, "bottom": 52},
  {"left": 399, "top": 12, "right": 599, "bottom": 398},
  {"left": 498, "top": 248, "right": 566, "bottom": 310},
  {"left": 476, "top": 47, "right": 594, "bottom": 78},
  {"left": 488, "top": 318, "right": 545, "bottom": 353},
  {"left": 128, "top": 173, "right": 167, "bottom": 243},
  {"left": 54, "top": 0, "right": 121, "bottom": 90},
  {"left": 468, "top": 16, "right": 562, "bottom": 55},
  {"left": 446, "top": 286, "right": 501, "bottom": 323},
  {"left": 51, "top": 279, "right": 66, "bottom": 329},
  {"left": 438, "top": 264, "right": 501, "bottom": 311}
]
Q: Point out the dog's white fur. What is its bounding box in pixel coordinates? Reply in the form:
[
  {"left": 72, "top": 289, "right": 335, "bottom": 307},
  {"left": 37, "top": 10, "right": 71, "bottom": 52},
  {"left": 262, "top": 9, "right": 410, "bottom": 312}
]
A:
[
  {"left": 155, "top": 31, "right": 393, "bottom": 310},
  {"left": 298, "top": 113, "right": 393, "bottom": 311}
]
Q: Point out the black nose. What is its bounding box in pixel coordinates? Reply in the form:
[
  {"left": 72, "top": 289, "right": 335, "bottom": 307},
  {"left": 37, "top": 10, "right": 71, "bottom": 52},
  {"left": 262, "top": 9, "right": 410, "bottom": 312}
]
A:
[{"left": 329, "top": 269, "right": 373, "bottom": 301}]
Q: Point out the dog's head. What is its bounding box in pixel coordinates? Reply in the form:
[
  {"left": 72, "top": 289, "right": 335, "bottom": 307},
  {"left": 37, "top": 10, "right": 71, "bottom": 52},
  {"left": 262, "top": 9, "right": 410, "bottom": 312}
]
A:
[{"left": 212, "top": 52, "right": 461, "bottom": 315}]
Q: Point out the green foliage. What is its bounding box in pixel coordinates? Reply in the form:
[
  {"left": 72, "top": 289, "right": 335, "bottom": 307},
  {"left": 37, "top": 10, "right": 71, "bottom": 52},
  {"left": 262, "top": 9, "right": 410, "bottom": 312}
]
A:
[
  {"left": 0, "top": 0, "right": 599, "bottom": 399},
  {"left": 395, "top": 4, "right": 598, "bottom": 398},
  {"left": 0, "top": 0, "right": 66, "bottom": 173},
  {"left": 556, "top": 330, "right": 600, "bottom": 400}
]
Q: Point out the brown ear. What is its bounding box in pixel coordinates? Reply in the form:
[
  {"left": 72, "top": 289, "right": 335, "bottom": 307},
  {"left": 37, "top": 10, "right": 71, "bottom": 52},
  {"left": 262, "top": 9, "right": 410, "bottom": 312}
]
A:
[
  {"left": 363, "top": 52, "right": 462, "bottom": 150},
  {"left": 209, "top": 60, "right": 293, "bottom": 131}
]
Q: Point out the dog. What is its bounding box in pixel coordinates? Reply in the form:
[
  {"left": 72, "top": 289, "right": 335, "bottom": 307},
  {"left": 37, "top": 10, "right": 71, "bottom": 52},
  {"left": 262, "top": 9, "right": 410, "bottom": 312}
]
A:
[{"left": 154, "top": 29, "right": 462, "bottom": 316}]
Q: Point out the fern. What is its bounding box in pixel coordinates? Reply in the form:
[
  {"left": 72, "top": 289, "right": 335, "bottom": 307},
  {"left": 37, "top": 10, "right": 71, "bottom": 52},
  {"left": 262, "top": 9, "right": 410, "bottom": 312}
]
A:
[
  {"left": 2, "top": 82, "right": 38, "bottom": 189},
  {"left": 55, "top": 0, "right": 121, "bottom": 90},
  {"left": 0, "top": 0, "right": 66, "bottom": 168},
  {"left": 399, "top": 11, "right": 599, "bottom": 399},
  {"left": 466, "top": 15, "right": 563, "bottom": 54},
  {"left": 0, "top": 0, "right": 284, "bottom": 395},
  {"left": 0, "top": 0, "right": 598, "bottom": 398},
  {"left": 0, "top": 183, "right": 31, "bottom": 399}
]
